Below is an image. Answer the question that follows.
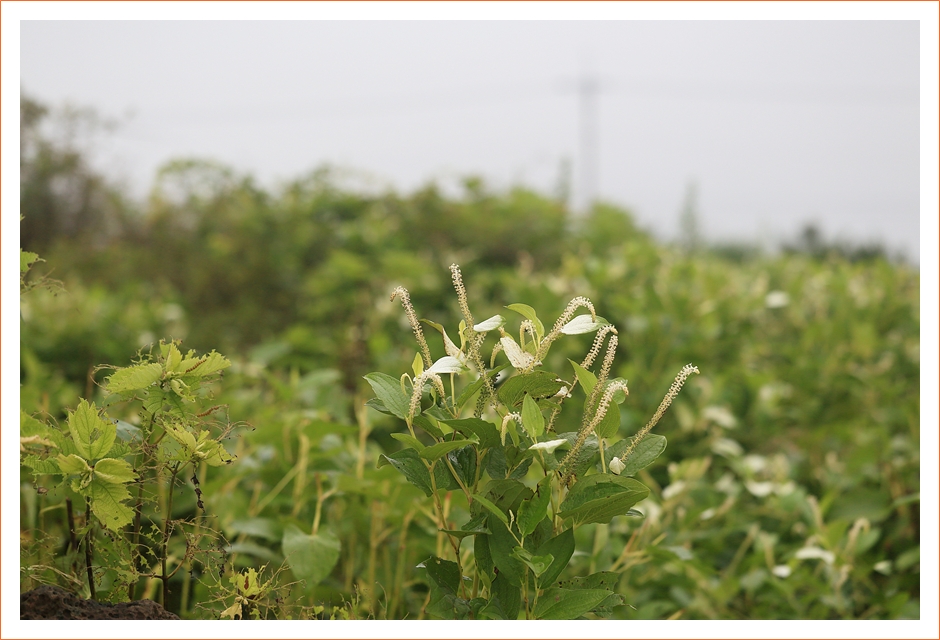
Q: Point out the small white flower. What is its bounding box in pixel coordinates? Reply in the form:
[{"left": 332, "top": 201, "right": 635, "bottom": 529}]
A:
[
  {"left": 795, "top": 546, "right": 835, "bottom": 565},
  {"left": 609, "top": 456, "right": 626, "bottom": 475},
  {"left": 772, "top": 565, "right": 792, "bottom": 579},
  {"left": 745, "top": 480, "right": 775, "bottom": 497},
  {"left": 529, "top": 439, "right": 568, "bottom": 454},
  {"left": 765, "top": 290, "right": 790, "bottom": 309}
]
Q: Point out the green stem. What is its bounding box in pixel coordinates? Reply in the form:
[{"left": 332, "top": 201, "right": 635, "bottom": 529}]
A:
[{"left": 162, "top": 463, "right": 181, "bottom": 608}]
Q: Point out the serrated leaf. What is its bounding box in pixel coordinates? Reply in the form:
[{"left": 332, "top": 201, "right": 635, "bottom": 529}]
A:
[
  {"left": 518, "top": 476, "right": 552, "bottom": 538},
  {"left": 20, "top": 249, "right": 39, "bottom": 273},
  {"left": 106, "top": 363, "right": 163, "bottom": 394},
  {"left": 534, "top": 588, "right": 613, "bottom": 620},
  {"left": 498, "top": 371, "right": 565, "bottom": 407},
  {"left": 390, "top": 432, "right": 426, "bottom": 451},
  {"left": 558, "top": 475, "right": 650, "bottom": 526},
  {"left": 68, "top": 400, "right": 115, "bottom": 460},
  {"left": 605, "top": 434, "right": 667, "bottom": 477},
  {"left": 57, "top": 453, "right": 91, "bottom": 475},
  {"left": 87, "top": 476, "right": 134, "bottom": 531},
  {"left": 473, "top": 315, "right": 505, "bottom": 332},
  {"left": 560, "top": 314, "right": 608, "bottom": 335},
  {"left": 363, "top": 372, "right": 410, "bottom": 420},
  {"left": 521, "top": 393, "right": 545, "bottom": 439},
  {"left": 93, "top": 458, "right": 135, "bottom": 484},
  {"left": 179, "top": 351, "right": 231, "bottom": 377},
  {"left": 505, "top": 303, "right": 545, "bottom": 339},
  {"left": 419, "top": 439, "right": 471, "bottom": 462},
  {"left": 282, "top": 524, "right": 340, "bottom": 588},
  {"left": 165, "top": 342, "right": 183, "bottom": 373},
  {"left": 23, "top": 455, "right": 60, "bottom": 475}
]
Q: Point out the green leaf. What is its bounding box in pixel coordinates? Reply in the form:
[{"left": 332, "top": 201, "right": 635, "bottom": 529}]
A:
[
  {"left": 511, "top": 546, "right": 553, "bottom": 577},
  {"left": 377, "top": 448, "right": 458, "bottom": 496},
  {"left": 478, "top": 572, "right": 521, "bottom": 620},
  {"left": 534, "top": 588, "right": 613, "bottom": 620},
  {"left": 485, "top": 516, "right": 525, "bottom": 586},
  {"left": 569, "top": 359, "right": 597, "bottom": 395},
  {"left": 106, "top": 363, "right": 164, "bottom": 394},
  {"left": 57, "top": 453, "right": 91, "bottom": 476},
  {"left": 605, "top": 434, "right": 667, "bottom": 477},
  {"left": 444, "top": 418, "right": 501, "bottom": 450},
  {"left": 92, "top": 458, "right": 135, "bottom": 485},
  {"left": 390, "top": 433, "right": 426, "bottom": 452},
  {"left": 363, "top": 372, "right": 411, "bottom": 420},
  {"left": 420, "top": 439, "right": 472, "bottom": 462},
  {"left": 441, "top": 513, "right": 490, "bottom": 539},
  {"left": 558, "top": 475, "right": 650, "bottom": 526},
  {"left": 20, "top": 248, "right": 39, "bottom": 273},
  {"left": 498, "top": 371, "right": 565, "bottom": 408},
  {"left": 556, "top": 570, "right": 622, "bottom": 591},
  {"left": 505, "top": 303, "right": 545, "bottom": 339},
  {"left": 424, "top": 555, "right": 460, "bottom": 595},
  {"left": 87, "top": 476, "right": 134, "bottom": 532},
  {"left": 68, "top": 399, "right": 115, "bottom": 460},
  {"left": 227, "top": 518, "right": 283, "bottom": 542},
  {"left": 533, "top": 527, "right": 575, "bottom": 586},
  {"left": 473, "top": 494, "right": 509, "bottom": 526},
  {"left": 521, "top": 393, "right": 545, "bottom": 439},
  {"left": 282, "top": 524, "right": 341, "bottom": 588},
  {"left": 455, "top": 363, "right": 509, "bottom": 409},
  {"left": 518, "top": 476, "right": 552, "bottom": 538},
  {"left": 178, "top": 350, "right": 231, "bottom": 377},
  {"left": 593, "top": 400, "right": 621, "bottom": 440}
]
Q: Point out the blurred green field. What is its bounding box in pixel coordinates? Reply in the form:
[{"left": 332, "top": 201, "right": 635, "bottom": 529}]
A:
[{"left": 19, "top": 98, "right": 919, "bottom": 620}]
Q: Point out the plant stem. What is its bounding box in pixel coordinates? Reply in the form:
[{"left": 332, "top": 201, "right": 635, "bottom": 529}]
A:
[
  {"left": 83, "top": 499, "right": 96, "bottom": 600},
  {"left": 161, "top": 463, "right": 181, "bottom": 608}
]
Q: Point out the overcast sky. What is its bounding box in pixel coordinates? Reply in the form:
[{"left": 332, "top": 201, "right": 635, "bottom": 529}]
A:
[{"left": 18, "top": 14, "right": 924, "bottom": 260}]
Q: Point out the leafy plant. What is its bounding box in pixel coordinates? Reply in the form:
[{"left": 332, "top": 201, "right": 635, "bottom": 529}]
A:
[{"left": 365, "top": 264, "right": 698, "bottom": 619}]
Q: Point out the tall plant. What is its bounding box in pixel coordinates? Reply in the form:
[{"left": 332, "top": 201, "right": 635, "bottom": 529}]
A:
[{"left": 365, "top": 265, "right": 698, "bottom": 619}]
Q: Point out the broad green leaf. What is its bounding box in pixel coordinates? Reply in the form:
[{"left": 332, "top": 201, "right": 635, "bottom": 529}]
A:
[
  {"left": 557, "top": 571, "right": 622, "bottom": 591},
  {"left": 552, "top": 431, "right": 599, "bottom": 477},
  {"left": 282, "top": 524, "right": 341, "bottom": 588},
  {"left": 93, "top": 457, "right": 135, "bottom": 485},
  {"left": 478, "top": 572, "right": 521, "bottom": 620},
  {"left": 505, "top": 303, "right": 545, "bottom": 339},
  {"left": 518, "top": 476, "right": 552, "bottom": 538},
  {"left": 377, "top": 448, "right": 459, "bottom": 496},
  {"left": 521, "top": 393, "right": 545, "bottom": 439},
  {"left": 423, "top": 555, "right": 461, "bottom": 595},
  {"left": 444, "top": 417, "right": 501, "bottom": 450},
  {"left": 227, "top": 518, "right": 283, "bottom": 542},
  {"left": 558, "top": 475, "right": 650, "bottom": 526},
  {"left": 423, "top": 556, "right": 472, "bottom": 619},
  {"left": 68, "top": 399, "right": 115, "bottom": 460},
  {"left": 569, "top": 359, "right": 597, "bottom": 395},
  {"left": 560, "top": 314, "right": 608, "bottom": 335},
  {"left": 420, "top": 439, "right": 472, "bottom": 462},
  {"left": 534, "top": 588, "right": 613, "bottom": 620},
  {"left": 485, "top": 516, "right": 525, "bottom": 586},
  {"left": 594, "top": 400, "right": 621, "bottom": 440},
  {"left": 23, "top": 454, "right": 61, "bottom": 476},
  {"left": 57, "top": 453, "right": 91, "bottom": 476},
  {"left": 87, "top": 476, "right": 134, "bottom": 531},
  {"left": 165, "top": 422, "right": 198, "bottom": 453},
  {"left": 533, "top": 527, "right": 575, "bottom": 586},
  {"left": 363, "top": 372, "right": 411, "bottom": 420},
  {"left": 605, "top": 434, "right": 667, "bottom": 477},
  {"left": 164, "top": 342, "right": 183, "bottom": 373},
  {"left": 441, "top": 513, "right": 490, "bottom": 539},
  {"left": 413, "top": 414, "right": 446, "bottom": 438},
  {"left": 498, "top": 371, "right": 565, "bottom": 407},
  {"left": 192, "top": 431, "right": 235, "bottom": 466},
  {"left": 473, "top": 494, "right": 509, "bottom": 526},
  {"left": 412, "top": 352, "right": 424, "bottom": 377},
  {"left": 390, "top": 432, "right": 426, "bottom": 451},
  {"left": 106, "top": 363, "right": 163, "bottom": 394}
]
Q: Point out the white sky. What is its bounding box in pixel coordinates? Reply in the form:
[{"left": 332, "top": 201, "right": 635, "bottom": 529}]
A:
[
  {"left": 16, "top": 12, "right": 923, "bottom": 259},
  {"left": 3, "top": 3, "right": 939, "bottom": 638}
]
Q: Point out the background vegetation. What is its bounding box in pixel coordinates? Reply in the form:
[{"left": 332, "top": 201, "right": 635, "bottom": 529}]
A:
[{"left": 19, "top": 96, "right": 920, "bottom": 619}]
